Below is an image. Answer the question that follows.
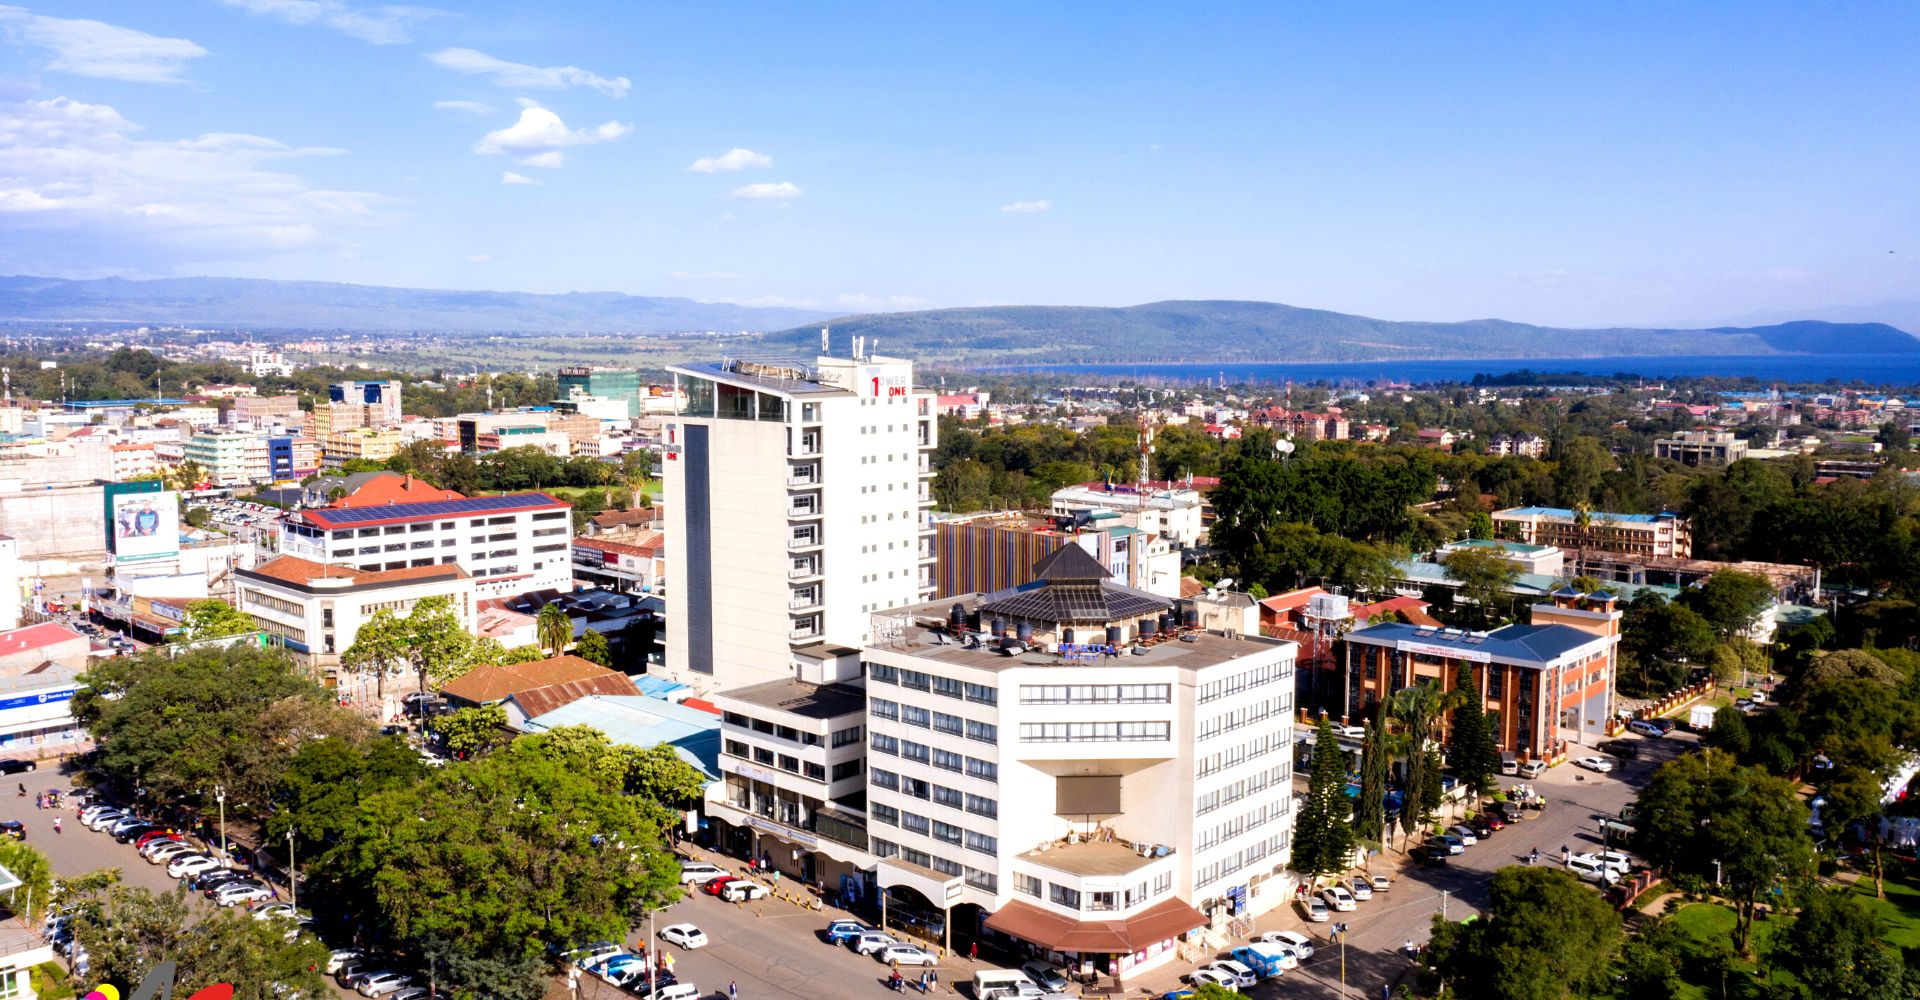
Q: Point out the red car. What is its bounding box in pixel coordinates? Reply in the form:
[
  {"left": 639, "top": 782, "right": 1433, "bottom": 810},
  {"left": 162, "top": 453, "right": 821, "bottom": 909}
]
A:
[
  {"left": 700, "top": 876, "right": 739, "bottom": 896},
  {"left": 1480, "top": 812, "right": 1506, "bottom": 831},
  {"left": 136, "top": 830, "right": 182, "bottom": 848}
]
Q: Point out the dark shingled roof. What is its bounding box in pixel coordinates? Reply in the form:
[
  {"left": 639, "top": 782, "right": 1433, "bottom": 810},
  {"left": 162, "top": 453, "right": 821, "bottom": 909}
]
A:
[
  {"left": 978, "top": 547, "right": 1171, "bottom": 624},
  {"left": 1030, "top": 543, "right": 1110, "bottom": 582}
]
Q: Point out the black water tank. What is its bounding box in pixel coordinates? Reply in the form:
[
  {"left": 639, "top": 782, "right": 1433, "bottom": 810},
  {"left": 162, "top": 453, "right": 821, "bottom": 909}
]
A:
[
  {"left": 1183, "top": 609, "right": 1199, "bottom": 628},
  {"left": 991, "top": 617, "right": 1007, "bottom": 637},
  {"left": 949, "top": 603, "right": 966, "bottom": 628},
  {"left": 1016, "top": 622, "right": 1033, "bottom": 643},
  {"left": 1162, "top": 611, "right": 1177, "bottom": 633},
  {"left": 1139, "top": 618, "right": 1158, "bottom": 638},
  {"left": 967, "top": 611, "right": 982, "bottom": 632},
  {"left": 1062, "top": 628, "right": 1077, "bottom": 644},
  {"left": 1106, "top": 626, "right": 1123, "bottom": 645}
]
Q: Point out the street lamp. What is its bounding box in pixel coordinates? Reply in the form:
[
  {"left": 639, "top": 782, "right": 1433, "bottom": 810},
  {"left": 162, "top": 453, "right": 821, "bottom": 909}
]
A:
[
  {"left": 286, "top": 826, "right": 297, "bottom": 910},
  {"left": 214, "top": 784, "right": 227, "bottom": 867}
]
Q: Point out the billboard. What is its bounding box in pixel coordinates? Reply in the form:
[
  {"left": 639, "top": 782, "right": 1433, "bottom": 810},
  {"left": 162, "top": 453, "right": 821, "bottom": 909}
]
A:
[{"left": 111, "top": 490, "right": 180, "bottom": 562}]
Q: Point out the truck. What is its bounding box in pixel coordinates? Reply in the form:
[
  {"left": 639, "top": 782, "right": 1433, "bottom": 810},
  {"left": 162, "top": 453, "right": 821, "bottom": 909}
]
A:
[
  {"left": 1228, "top": 943, "right": 1296, "bottom": 979},
  {"left": 1689, "top": 704, "right": 1716, "bottom": 730}
]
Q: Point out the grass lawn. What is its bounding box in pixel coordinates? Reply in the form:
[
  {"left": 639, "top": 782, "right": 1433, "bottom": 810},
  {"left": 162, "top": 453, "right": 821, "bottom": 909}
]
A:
[
  {"left": 1849, "top": 870, "right": 1920, "bottom": 949},
  {"left": 1668, "top": 900, "right": 1799, "bottom": 999}
]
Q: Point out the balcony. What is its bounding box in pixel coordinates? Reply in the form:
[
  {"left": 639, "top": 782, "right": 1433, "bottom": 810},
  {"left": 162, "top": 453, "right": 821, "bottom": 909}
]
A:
[
  {"left": 788, "top": 497, "right": 823, "bottom": 520},
  {"left": 789, "top": 588, "right": 823, "bottom": 611},
  {"left": 788, "top": 530, "right": 823, "bottom": 552},
  {"left": 788, "top": 464, "right": 820, "bottom": 487},
  {"left": 791, "top": 433, "right": 823, "bottom": 458},
  {"left": 790, "top": 618, "right": 822, "bottom": 641},
  {"left": 789, "top": 560, "right": 821, "bottom": 580}
]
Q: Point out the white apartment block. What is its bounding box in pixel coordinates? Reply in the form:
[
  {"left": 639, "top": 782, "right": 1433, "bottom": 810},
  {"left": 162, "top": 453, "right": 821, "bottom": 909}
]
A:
[
  {"left": 704, "top": 547, "right": 1296, "bottom": 980},
  {"left": 235, "top": 554, "right": 476, "bottom": 681},
  {"left": 1049, "top": 484, "right": 1207, "bottom": 548},
  {"left": 183, "top": 428, "right": 269, "bottom": 485},
  {"left": 662, "top": 349, "right": 937, "bottom": 690},
  {"left": 278, "top": 493, "right": 573, "bottom": 599}
]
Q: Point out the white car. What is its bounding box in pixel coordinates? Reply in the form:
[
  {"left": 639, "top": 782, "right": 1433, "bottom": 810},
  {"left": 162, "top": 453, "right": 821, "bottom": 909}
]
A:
[
  {"left": 1565, "top": 855, "right": 1619, "bottom": 885},
  {"left": 146, "top": 842, "right": 197, "bottom": 864},
  {"left": 1575, "top": 756, "right": 1615, "bottom": 774},
  {"left": 325, "top": 950, "right": 362, "bottom": 975},
  {"left": 168, "top": 855, "right": 220, "bottom": 879},
  {"left": 1257, "top": 930, "right": 1315, "bottom": 959},
  {"left": 213, "top": 884, "right": 272, "bottom": 907},
  {"left": 851, "top": 931, "right": 897, "bottom": 955},
  {"left": 1446, "top": 824, "right": 1479, "bottom": 846},
  {"left": 1186, "top": 968, "right": 1241, "bottom": 992},
  {"left": 1348, "top": 877, "right": 1373, "bottom": 900},
  {"left": 1370, "top": 874, "right": 1390, "bottom": 893},
  {"left": 85, "top": 811, "right": 126, "bottom": 832},
  {"left": 677, "top": 863, "right": 727, "bottom": 884},
  {"left": 876, "top": 944, "right": 936, "bottom": 966},
  {"left": 356, "top": 972, "right": 414, "bottom": 997},
  {"left": 1575, "top": 850, "right": 1632, "bottom": 875},
  {"left": 251, "top": 902, "right": 300, "bottom": 921},
  {"left": 639, "top": 986, "right": 699, "bottom": 1000},
  {"left": 1321, "top": 885, "right": 1357, "bottom": 912},
  {"left": 658, "top": 923, "right": 707, "bottom": 949},
  {"left": 720, "top": 881, "right": 769, "bottom": 902},
  {"left": 1198, "top": 961, "right": 1257, "bottom": 988},
  {"left": 1333, "top": 724, "right": 1366, "bottom": 740},
  {"left": 1300, "top": 896, "right": 1330, "bottom": 922},
  {"left": 79, "top": 805, "right": 118, "bottom": 825}
]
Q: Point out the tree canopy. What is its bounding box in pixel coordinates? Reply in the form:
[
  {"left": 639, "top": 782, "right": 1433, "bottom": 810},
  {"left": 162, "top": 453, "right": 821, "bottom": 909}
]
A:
[{"left": 1424, "top": 867, "right": 1623, "bottom": 1000}]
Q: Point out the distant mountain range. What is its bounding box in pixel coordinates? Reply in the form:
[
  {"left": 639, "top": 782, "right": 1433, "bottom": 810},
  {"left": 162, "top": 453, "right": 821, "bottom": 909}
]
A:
[
  {"left": 773, "top": 301, "right": 1920, "bottom": 364},
  {"left": 1, "top": 276, "right": 1914, "bottom": 364},
  {"left": 0, "top": 275, "right": 837, "bottom": 333}
]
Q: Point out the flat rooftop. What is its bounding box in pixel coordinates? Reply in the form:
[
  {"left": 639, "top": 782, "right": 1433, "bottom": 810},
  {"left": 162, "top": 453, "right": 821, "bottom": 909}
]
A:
[
  {"left": 1019, "top": 838, "right": 1163, "bottom": 877},
  {"left": 667, "top": 360, "right": 852, "bottom": 399},
  {"left": 719, "top": 678, "right": 867, "bottom": 720},
  {"left": 873, "top": 597, "right": 1292, "bottom": 674}
]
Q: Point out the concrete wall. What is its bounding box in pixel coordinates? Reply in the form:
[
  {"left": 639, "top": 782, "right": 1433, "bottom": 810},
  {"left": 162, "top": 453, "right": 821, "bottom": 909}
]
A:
[{"left": 0, "top": 483, "right": 107, "bottom": 558}]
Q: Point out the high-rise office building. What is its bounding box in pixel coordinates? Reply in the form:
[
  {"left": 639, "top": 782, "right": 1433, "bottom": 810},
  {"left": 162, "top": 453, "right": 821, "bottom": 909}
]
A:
[
  {"left": 558, "top": 366, "right": 644, "bottom": 420},
  {"left": 662, "top": 348, "right": 937, "bottom": 690}
]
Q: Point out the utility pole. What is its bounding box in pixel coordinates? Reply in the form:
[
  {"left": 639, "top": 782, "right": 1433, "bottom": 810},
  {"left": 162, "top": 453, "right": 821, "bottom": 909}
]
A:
[
  {"left": 648, "top": 910, "right": 656, "bottom": 997},
  {"left": 1334, "top": 921, "right": 1349, "bottom": 998},
  {"left": 214, "top": 784, "right": 227, "bottom": 866},
  {"left": 287, "top": 827, "right": 297, "bottom": 910},
  {"left": 1440, "top": 889, "right": 1449, "bottom": 921}
]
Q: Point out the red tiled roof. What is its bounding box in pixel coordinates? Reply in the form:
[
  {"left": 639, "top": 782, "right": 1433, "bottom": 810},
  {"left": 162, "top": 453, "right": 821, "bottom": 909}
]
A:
[
  {"left": 590, "top": 507, "right": 661, "bottom": 529},
  {"left": 1178, "top": 577, "right": 1206, "bottom": 599},
  {"left": 506, "top": 673, "right": 640, "bottom": 719},
  {"left": 1257, "top": 587, "right": 1325, "bottom": 614},
  {"left": 246, "top": 554, "right": 468, "bottom": 587},
  {"left": 577, "top": 532, "right": 663, "bottom": 559},
  {"left": 441, "top": 655, "right": 621, "bottom": 704},
  {"left": 0, "top": 623, "right": 88, "bottom": 656},
  {"left": 332, "top": 473, "right": 464, "bottom": 508}
]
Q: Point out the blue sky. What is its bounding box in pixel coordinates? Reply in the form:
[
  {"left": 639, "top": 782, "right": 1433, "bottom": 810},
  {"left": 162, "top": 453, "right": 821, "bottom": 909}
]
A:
[{"left": 1, "top": 2, "right": 1915, "bottom": 327}]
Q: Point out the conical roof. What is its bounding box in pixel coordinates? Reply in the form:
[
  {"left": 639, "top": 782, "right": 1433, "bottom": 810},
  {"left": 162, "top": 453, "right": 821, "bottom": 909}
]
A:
[{"left": 1030, "top": 543, "right": 1110, "bottom": 582}]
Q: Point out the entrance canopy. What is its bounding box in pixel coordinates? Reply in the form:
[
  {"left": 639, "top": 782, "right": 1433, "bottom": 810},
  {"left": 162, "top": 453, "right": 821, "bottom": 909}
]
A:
[
  {"left": 877, "top": 857, "right": 964, "bottom": 907},
  {"left": 984, "top": 896, "right": 1205, "bottom": 954}
]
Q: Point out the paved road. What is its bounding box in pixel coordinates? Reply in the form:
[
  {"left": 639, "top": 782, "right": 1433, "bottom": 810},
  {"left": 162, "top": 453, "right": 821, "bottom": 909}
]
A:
[{"left": 15, "top": 764, "right": 185, "bottom": 898}]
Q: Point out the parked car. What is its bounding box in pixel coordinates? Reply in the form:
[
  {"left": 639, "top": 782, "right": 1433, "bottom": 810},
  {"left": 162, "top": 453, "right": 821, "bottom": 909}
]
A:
[
  {"left": 824, "top": 920, "right": 873, "bottom": 946},
  {"left": 1299, "top": 896, "right": 1330, "bottom": 922},
  {"left": 1023, "top": 962, "right": 1070, "bottom": 993},
  {"left": 850, "top": 931, "right": 897, "bottom": 955},
  {"left": 1445, "top": 824, "right": 1479, "bottom": 846},
  {"left": 1600, "top": 739, "right": 1641, "bottom": 759},
  {"left": 357, "top": 972, "right": 415, "bottom": 997},
  {"left": 86, "top": 810, "right": 126, "bottom": 832},
  {"left": 700, "top": 876, "right": 739, "bottom": 896},
  {"left": 568, "top": 943, "right": 626, "bottom": 969},
  {"left": 1627, "top": 719, "right": 1665, "bottom": 738},
  {"left": 136, "top": 830, "right": 181, "bottom": 849},
  {"left": 1436, "top": 834, "right": 1466, "bottom": 854},
  {"left": 1576, "top": 850, "right": 1632, "bottom": 875},
  {"left": 1348, "top": 876, "right": 1372, "bottom": 900},
  {"left": 326, "top": 950, "right": 362, "bottom": 976},
  {"left": 637, "top": 985, "right": 699, "bottom": 1000},
  {"left": 658, "top": 923, "right": 708, "bottom": 949},
  {"left": 1321, "top": 885, "right": 1357, "bottom": 911},
  {"left": 1518, "top": 760, "right": 1547, "bottom": 778},
  {"left": 719, "top": 880, "right": 769, "bottom": 902},
  {"left": 1418, "top": 843, "right": 1451, "bottom": 866},
  {"left": 1574, "top": 756, "right": 1615, "bottom": 774},
  {"left": 1649, "top": 717, "right": 1678, "bottom": 734},
  {"left": 876, "top": 944, "right": 937, "bottom": 967},
  {"left": 0, "top": 759, "right": 36, "bottom": 774},
  {"left": 213, "top": 883, "right": 272, "bottom": 907},
  {"left": 1369, "top": 874, "right": 1390, "bottom": 894},
  {"left": 1256, "top": 930, "right": 1315, "bottom": 959},
  {"left": 1197, "top": 961, "right": 1257, "bottom": 988},
  {"left": 0, "top": 821, "right": 24, "bottom": 840},
  {"left": 168, "top": 855, "right": 220, "bottom": 879},
  {"left": 677, "top": 863, "right": 727, "bottom": 884},
  {"left": 1468, "top": 817, "right": 1495, "bottom": 839},
  {"left": 251, "top": 902, "right": 300, "bottom": 921},
  {"left": 1185, "top": 969, "right": 1241, "bottom": 992},
  {"left": 1565, "top": 855, "right": 1619, "bottom": 885},
  {"left": 146, "top": 842, "right": 196, "bottom": 864},
  {"left": 1480, "top": 811, "right": 1506, "bottom": 831}
]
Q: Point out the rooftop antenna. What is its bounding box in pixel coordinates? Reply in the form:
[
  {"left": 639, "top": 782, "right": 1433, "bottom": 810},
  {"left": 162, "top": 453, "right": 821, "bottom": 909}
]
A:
[{"left": 821, "top": 326, "right": 830, "bottom": 353}]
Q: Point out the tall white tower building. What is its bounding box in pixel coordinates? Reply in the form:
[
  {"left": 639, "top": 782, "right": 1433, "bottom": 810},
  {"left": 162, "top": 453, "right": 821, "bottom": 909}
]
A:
[{"left": 663, "top": 345, "right": 937, "bottom": 690}]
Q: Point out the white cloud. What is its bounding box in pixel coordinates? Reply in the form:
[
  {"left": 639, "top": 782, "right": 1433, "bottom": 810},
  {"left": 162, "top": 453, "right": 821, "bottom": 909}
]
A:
[
  {"left": 670, "top": 270, "right": 740, "bottom": 281},
  {"left": 465, "top": 253, "right": 491, "bottom": 262},
  {"left": 500, "top": 171, "right": 538, "bottom": 186},
  {"left": 432, "top": 99, "right": 494, "bottom": 115},
  {"left": 835, "top": 292, "right": 929, "bottom": 311},
  {"left": 0, "top": 6, "right": 207, "bottom": 83},
  {"left": 216, "top": 0, "right": 442, "bottom": 45},
  {"left": 0, "top": 94, "right": 394, "bottom": 271},
  {"left": 517, "top": 150, "right": 564, "bottom": 169},
  {"left": 1000, "top": 199, "right": 1051, "bottom": 214},
  {"left": 426, "top": 47, "right": 630, "bottom": 98},
  {"left": 473, "top": 100, "right": 630, "bottom": 154},
  {"left": 731, "top": 181, "right": 800, "bottom": 200},
  {"left": 686, "top": 147, "right": 772, "bottom": 174}
]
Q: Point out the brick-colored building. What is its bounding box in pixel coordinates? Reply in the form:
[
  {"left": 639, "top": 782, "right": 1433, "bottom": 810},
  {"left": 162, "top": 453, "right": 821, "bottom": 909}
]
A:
[{"left": 1340, "top": 591, "right": 1621, "bottom": 760}]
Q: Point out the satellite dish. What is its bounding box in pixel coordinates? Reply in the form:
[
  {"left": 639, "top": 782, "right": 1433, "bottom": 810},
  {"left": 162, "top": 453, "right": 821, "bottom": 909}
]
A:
[
  {"left": 1274, "top": 438, "right": 1295, "bottom": 456},
  {"left": 1214, "top": 577, "right": 1234, "bottom": 590}
]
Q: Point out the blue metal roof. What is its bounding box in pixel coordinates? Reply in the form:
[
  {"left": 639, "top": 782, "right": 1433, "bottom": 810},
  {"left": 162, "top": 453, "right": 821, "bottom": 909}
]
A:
[
  {"left": 520, "top": 695, "right": 720, "bottom": 782},
  {"left": 1500, "top": 506, "right": 1672, "bottom": 524},
  {"left": 1345, "top": 620, "right": 1607, "bottom": 665}
]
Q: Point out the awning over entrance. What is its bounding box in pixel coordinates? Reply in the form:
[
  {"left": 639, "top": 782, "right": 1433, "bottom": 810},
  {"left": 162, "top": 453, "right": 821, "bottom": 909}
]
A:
[
  {"left": 983, "top": 896, "right": 1206, "bottom": 954},
  {"left": 876, "top": 857, "right": 964, "bottom": 908}
]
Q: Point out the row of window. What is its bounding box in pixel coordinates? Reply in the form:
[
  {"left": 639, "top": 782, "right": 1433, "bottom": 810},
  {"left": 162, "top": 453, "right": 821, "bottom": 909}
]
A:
[
  {"left": 868, "top": 840, "right": 997, "bottom": 891},
  {"left": 1196, "top": 660, "right": 1294, "bottom": 704},
  {"left": 1018, "top": 721, "right": 1170, "bottom": 743},
  {"left": 870, "top": 699, "right": 996, "bottom": 742},
  {"left": 1196, "top": 696, "right": 1291, "bottom": 742},
  {"left": 1195, "top": 831, "right": 1290, "bottom": 888},
  {"left": 870, "top": 769, "right": 998, "bottom": 818},
  {"left": 1018, "top": 683, "right": 1171, "bottom": 705},
  {"left": 723, "top": 713, "right": 825, "bottom": 748},
  {"left": 867, "top": 663, "right": 997, "bottom": 705},
  {"left": 868, "top": 734, "right": 998, "bottom": 781},
  {"left": 1195, "top": 732, "right": 1289, "bottom": 779},
  {"left": 1194, "top": 764, "right": 1289, "bottom": 817},
  {"left": 1195, "top": 800, "right": 1288, "bottom": 852}
]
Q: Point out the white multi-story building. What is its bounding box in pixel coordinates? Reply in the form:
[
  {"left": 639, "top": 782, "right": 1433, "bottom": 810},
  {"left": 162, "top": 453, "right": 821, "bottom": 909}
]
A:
[
  {"left": 183, "top": 428, "right": 269, "bottom": 485},
  {"left": 234, "top": 554, "right": 476, "bottom": 681},
  {"left": 1049, "top": 483, "right": 1207, "bottom": 548},
  {"left": 704, "top": 547, "right": 1297, "bottom": 980},
  {"left": 277, "top": 493, "right": 573, "bottom": 599},
  {"left": 661, "top": 348, "right": 937, "bottom": 690}
]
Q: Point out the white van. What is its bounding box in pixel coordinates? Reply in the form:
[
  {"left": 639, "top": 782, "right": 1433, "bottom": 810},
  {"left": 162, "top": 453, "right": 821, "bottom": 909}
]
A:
[
  {"left": 975, "top": 969, "right": 1040, "bottom": 999},
  {"left": 1565, "top": 855, "right": 1618, "bottom": 885}
]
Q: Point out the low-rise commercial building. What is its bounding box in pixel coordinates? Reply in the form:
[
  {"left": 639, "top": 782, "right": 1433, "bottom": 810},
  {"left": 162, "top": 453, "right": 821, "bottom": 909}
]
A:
[
  {"left": 234, "top": 555, "right": 476, "bottom": 680},
  {"left": 1654, "top": 430, "right": 1749, "bottom": 467},
  {"left": 1048, "top": 483, "right": 1206, "bottom": 547},
  {"left": 1492, "top": 506, "right": 1691, "bottom": 559},
  {"left": 278, "top": 492, "right": 573, "bottom": 598}
]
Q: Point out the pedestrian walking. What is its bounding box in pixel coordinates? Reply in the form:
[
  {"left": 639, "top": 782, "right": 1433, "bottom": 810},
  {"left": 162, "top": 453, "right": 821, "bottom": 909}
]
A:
[
  {"left": 53, "top": 817, "right": 60, "bottom": 834},
  {"left": 969, "top": 942, "right": 978, "bottom": 960},
  {"left": 728, "top": 981, "right": 738, "bottom": 1000},
  {"left": 919, "top": 970, "right": 929, "bottom": 993}
]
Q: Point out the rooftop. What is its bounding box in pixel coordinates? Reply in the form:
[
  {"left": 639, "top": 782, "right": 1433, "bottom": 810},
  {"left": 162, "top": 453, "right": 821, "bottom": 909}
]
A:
[
  {"left": 1494, "top": 506, "right": 1676, "bottom": 525},
  {"left": 876, "top": 596, "right": 1292, "bottom": 674},
  {"left": 440, "top": 654, "right": 622, "bottom": 704},
  {"left": 1019, "top": 837, "right": 1164, "bottom": 877},
  {"left": 1344, "top": 620, "right": 1611, "bottom": 665},
  {"left": 0, "top": 623, "right": 87, "bottom": 657},
  {"left": 719, "top": 679, "right": 867, "bottom": 720},
  {"left": 243, "top": 555, "right": 469, "bottom": 589},
  {"left": 1450, "top": 538, "right": 1556, "bottom": 555},
  {"left": 520, "top": 694, "right": 721, "bottom": 781},
  {"left": 668, "top": 360, "right": 853, "bottom": 399},
  {"left": 293, "top": 491, "right": 567, "bottom": 530}
]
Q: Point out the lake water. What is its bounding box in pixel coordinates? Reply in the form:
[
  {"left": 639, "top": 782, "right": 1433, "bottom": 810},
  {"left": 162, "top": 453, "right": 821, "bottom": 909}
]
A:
[{"left": 992, "top": 354, "right": 1920, "bottom": 387}]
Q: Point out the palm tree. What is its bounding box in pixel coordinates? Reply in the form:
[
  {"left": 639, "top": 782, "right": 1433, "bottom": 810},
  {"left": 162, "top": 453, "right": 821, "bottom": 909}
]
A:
[{"left": 536, "top": 603, "right": 571, "bottom": 657}]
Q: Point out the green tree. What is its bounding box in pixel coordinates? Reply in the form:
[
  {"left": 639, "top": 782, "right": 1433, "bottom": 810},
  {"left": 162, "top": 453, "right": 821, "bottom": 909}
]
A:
[
  {"left": 68, "top": 885, "right": 326, "bottom": 1000},
  {"left": 1442, "top": 546, "right": 1521, "bottom": 627},
  {"left": 437, "top": 704, "right": 508, "bottom": 758},
  {"left": 1552, "top": 436, "right": 1614, "bottom": 509},
  {"left": 1394, "top": 680, "right": 1462, "bottom": 836},
  {"left": 1466, "top": 509, "right": 1495, "bottom": 540},
  {"left": 1291, "top": 717, "right": 1355, "bottom": 878},
  {"left": 342, "top": 595, "right": 481, "bottom": 703},
  {"left": 1449, "top": 670, "right": 1500, "bottom": 803},
  {"left": 1774, "top": 887, "right": 1914, "bottom": 1000},
  {"left": 1681, "top": 569, "right": 1775, "bottom": 640},
  {"left": 537, "top": 603, "right": 572, "bottom": 656},
  {"left": 0, "top": 841, "right": 54, "bottom": 919},
  {"left": 1354, "top": 698, "right": 1392, "bottom": 850},
  {"left": 322, "top": 729, "right": 683, "bottom": 997},
  {"left": 575, "top": 628, "right": 612, "bottom": 668},
  {"left": 1188, "top": 986, "right": 1238, "bottom": 1000},
  {"left": 1614, "top": 915, "right": 1687, "bottom": 997},
  {"left": 267, "top": 735, "right": 426, "bottom": 857},
  {"left": 500, "top": 644, "right": 546, "bottom": 664},
  {"left": 1425, "top": 867, "right": 1623, "bottom": 1000},
  {"left": 1634, "top": 750, "right": 1813, "bottom": 953},
  {"left": 178, "top": 598, "right": 256, "bottom": 641}
]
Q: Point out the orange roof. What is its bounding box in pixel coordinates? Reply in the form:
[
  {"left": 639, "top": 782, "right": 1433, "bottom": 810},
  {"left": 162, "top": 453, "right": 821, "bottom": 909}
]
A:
[
  {"left": 246, "top": 554, "right": 468, "bottom": 587},
  {"left": 1178, "top": 577, "right": 1206, "bottom": 599},
  {"left": 578, "top": 532, "right": 663, "bottom": 559},
  {"left": 1257, "top": 587, "right": 1326, "bottom": 614},
  {"left": 441, "top": 655, "right": 622, "bottom": 704},
  {"left": 332, "top": 473, "right": 464, "bottom": 508},
  {"left": 506, "top": 673, "right": 641, "bottom": 719}
]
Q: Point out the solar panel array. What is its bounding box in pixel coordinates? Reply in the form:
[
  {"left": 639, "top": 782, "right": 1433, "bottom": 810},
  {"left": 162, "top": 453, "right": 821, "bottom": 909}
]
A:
[{"left": 307, "top": 492, "right": 559, "bottom": 525}]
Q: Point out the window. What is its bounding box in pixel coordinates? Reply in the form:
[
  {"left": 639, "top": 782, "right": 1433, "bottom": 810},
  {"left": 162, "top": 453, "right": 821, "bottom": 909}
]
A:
[
  {"left": 872, "top": 804, "right": 899, "bottom": 827},
  {"left": 868, "top": 663, "right": 898, "bottom": 685},
  {"left": 777, "top": 754, "right": 798, "bottom": 773},
  {"left": 901, "top": 812, "right": 930, "bottom": 835},
  {"left": 804, "top": 762, "right": 826, "bottom": 781},
  {"left": 1088, "top": 891, "right": 1118, "bottom": 912},
  {"left": 724, "top": 739, "right": 748, "bottom": 758},
  {"left": 1049, "top": 884, "right": 1081, "bottom": 909},
  {"left": 966, "top": 757, "right": 997, "bottom": 782},
  {"left": 903, "top": 847, "right": 932, "bottom": 868},
  {"left": 1019, "top": 684, "right": 1172, "bottom": 704},
  {"left": 931, "top": 675, "right": 964, "bottom": 700},
  {"left": 964, "top": 683, "right": 997, "bottom": 705},
  {"left": 832, "top": 726, "right": 863, "bottom": 747},
  {"left": 1019, "top": 721, "right": 1170, "bottom": 742},
  {"left": 900, "top": 705, "right": 930, "bottom": 728},
  {"left": 872, "top": 839, "right": 900, "bottom": 859},
  {"left": 965, "top": 720, "right": 997, "bottom": 743},
  {"left": 965, "top": 794, "right": 997, "bottom": 818},
  {"left": 965, "top": 830, "right": 997, "bottom": 855},
  {"left": 776, "top": 725, "right": 800, "bottom": 743},
  {"left": 751, "top": 718, "right": 775, "bottom": 734},
  {"left": 902, "top": 741, "right": 930, "bottom": 765},
  {"left": 871, "top": 769, "right": 899, "bottom": 791},
  {"left": 932, "top": 712, "right": 964, "bottom": 737},
  {"left": 899, "top": 669, "right": 930, "bottom": 692},
  {"left": 930, "top": 855, "right": 963, "bottom": 877},
  {"left": 870, "top": 733, "right": 898, "bottom": 756},
  {"left": 902, "top": 777, "right": 930, "bottom": 800},
  {"left": 831, "top": 760, "right": 863, "bottom": 781},
  {"left": 753, "top": 748, "right": 774, "bottom": 765},
  {"left": 1014, "top": 873, "right": 1042, "bottom": 898},
  {"left": 965, "top": 867, "right": 997, "bottom": 892},
  {"left": 724, "top": 712, "right": 749, "bottom": 727},
  {"left": 932, "top": 748, "right": 964, "bottom": 773},
  {"left": 932, "top": 820, "right": 962, "bottom": 845},
  {"left": 933, "top": 785, "right": 964, "bottom": 809},
  {"left": 870, "top": 697, "right": 899, "bottom": 721}
]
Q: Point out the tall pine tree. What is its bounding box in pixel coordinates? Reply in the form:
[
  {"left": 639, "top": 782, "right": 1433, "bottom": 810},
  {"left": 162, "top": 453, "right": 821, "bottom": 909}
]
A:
[
  {"left": 1294, "top": 716, "right": 1356, "bottom": 879},
  {"left": 1450, "top": 664, "right": 1499, "bottom": 803},
  {"left": 1354, "top": 697, "right": 1391, "bottom": 848}
]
